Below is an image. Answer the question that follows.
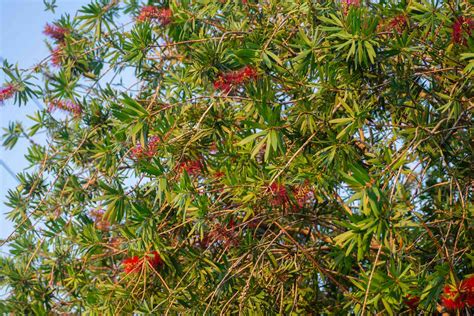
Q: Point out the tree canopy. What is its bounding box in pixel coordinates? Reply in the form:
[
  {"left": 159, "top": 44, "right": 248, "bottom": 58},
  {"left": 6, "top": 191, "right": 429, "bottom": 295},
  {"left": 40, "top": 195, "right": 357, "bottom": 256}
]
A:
[{"left": 0, "top": 0, "right": 473, "bottom": 314}]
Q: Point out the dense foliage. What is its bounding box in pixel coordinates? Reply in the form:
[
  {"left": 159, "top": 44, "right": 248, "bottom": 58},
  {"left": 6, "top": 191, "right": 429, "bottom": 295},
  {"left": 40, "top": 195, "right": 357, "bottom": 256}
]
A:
[{"left": 1, "top": 0, "right": 473, "bottom": 314}]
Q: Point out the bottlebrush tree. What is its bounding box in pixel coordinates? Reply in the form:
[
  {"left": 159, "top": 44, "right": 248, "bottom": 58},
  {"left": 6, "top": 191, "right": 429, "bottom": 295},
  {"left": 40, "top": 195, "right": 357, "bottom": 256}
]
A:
[{"left": 0, "top": 0, "right": 473, "bottom": 314}]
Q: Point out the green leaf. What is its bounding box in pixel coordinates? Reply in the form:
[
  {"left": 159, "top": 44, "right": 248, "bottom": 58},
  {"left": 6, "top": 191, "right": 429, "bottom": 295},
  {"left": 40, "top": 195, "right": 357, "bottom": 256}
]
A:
[{"left": 237, "top": 130, "right": 266, "bottom": 146}]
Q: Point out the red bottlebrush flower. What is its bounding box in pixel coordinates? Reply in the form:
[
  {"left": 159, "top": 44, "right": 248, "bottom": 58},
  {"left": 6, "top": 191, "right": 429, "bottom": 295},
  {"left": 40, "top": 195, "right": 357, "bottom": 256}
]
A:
[
  {"left": 389, "top": 15, "right": 408, "bottom": 33},
  {"left": 146, "top": 251, "right": 163, "bottom": 269},
  {"left": 177, "top": 159, "right": 203, "bottom": 176},
  {"left": 342, "top": 0, "right": 360, "bottom": 14},
  {"left": 227, "top": 218, "right": 236, "bottom": 229},
  {"left": 200, "top": 219, "right": 239, "bottom": 249},
  {"left": 0, "top": 85, "right": 17, "bottom": 104},
  {"left": 452, "top": 16, "right": 474, "bottom": 46},
  {"left": 43, "top": 23, "right": 69, "bottom": 42},
  {"left": 404, "top": 294, "right": 420, "bottom": 310},
  {"left": 292, "top": 182, "right": 314, "bottom": 209},
  {"left": 441, "top": 285, "right": 465, "bottom": 310},
  {"left": 342, "top": 0, "right": 360, "bottom": 6},
  {"left": 51, "top": 46, "right": 64, "bottom": 67},
  {"left": 137, "top": 6, "right": 158, "bottom": 22},
  {"left": 122, "top": 256, "right": 141, "bottom": 274},
  {"left": 213, "top": 66, "right": 258, "bottom": 92},
  {"left": 122, "top": 251, "right": 163, "bottom": 274},
  {"left": 48, "top": 99, "right": 82, "bottom": 116},
  {"left": 269, "top": 183, "right": 289, "bottom": 206},
  {"left": 213, "top": 76, "right": 232, "bottom": 92},
  {"left": 461, "top": 276, "right": 474, "bottom": 307},
  {"left": 213, "top": 171, "right": 225, "bottom": 179},
  {"left": 239, "top": 65, "right": 258, "bottom": 81},
  {"left": 157, "top": 8, "right": 172, "bottom": 25},
  {"left": 137, "top": 6, "right": 172, "bottom": 25},
  {"left": 131, "top": 136, "right": 160, "bottom": 160}
]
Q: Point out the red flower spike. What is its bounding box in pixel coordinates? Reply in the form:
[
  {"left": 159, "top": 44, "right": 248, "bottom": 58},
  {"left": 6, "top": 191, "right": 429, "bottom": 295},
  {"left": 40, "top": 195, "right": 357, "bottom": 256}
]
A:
[
  {"left": 461, "top": 276, "right": 474, "bottom": 307},
  {"left": 342, "top": 0, "right": 360, "bottom": 14},
  {"left": 0, "top": 85, "right": 17, "bottom": 104},
  {"left": 269, "top": 183, "right": 289, "bottom": 206},
  {"left": 137, "top": 6, "right": 172, "bottom": 25},
  {"left": 122, "top": 251, "right": 163, "bottom": 274},
  {"left": 213, "top": 66, "right": 258, "bottom": 92},
  {"left": 48, "top": 99, "right": 82, "bottom": 116},
  {"left": 200, "top": 219, "right": 239, "bottom": 249},
  {"left": 240, "top": 66, "right": 258, "bottom": 81},
  {"left": 342, "top": 0, "right": 360, "bottom": 6},
  {"left": 131, "top": 136, "right": 160, "bottom": 160},
  {"left": 213, "top": 76, "right": 232, "bottom": 92},
  {"left": 452, "top": 16, "right": 474, "bottom": 46},
  {"left": 389, "top": 15, "right": 408, "bottom": 33},
  {"left": 43, "top": 23, "right": 69, "bottom": 42},
  {"left": 158, "top": 8, "right": 172, "bottom": 25},
  {"left": 122, "top": 256, "right": 141, "bottom": 274},
  {"left": 137, "top": 6, "right": 159, "bottom": 22},
  {"left": 146, "top": 251, "right": 163, "bottom": 269},
  {"left": 51, "top": 45, "right": 64, "bottom": 67},
  {"left": 213, "top": 171, "right": 225, "bottom": 179},
  {"left": 404, "top": 294, "right": 420, "bottom": 310},
  {"left": 441, "top": 285, "right": 465, "bottom": 310},
  {"left": 292, "top": 182, "right": 314, "bottom": 209},
  {"left": 177, "top": 159, "right": 203, "bottom": 176}
]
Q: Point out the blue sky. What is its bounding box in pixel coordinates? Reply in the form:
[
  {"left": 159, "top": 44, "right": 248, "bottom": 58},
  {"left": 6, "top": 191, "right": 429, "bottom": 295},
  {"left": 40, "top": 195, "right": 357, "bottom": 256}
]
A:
[{"left": 0, "top": 0, "right": 90, "bottom": 242}]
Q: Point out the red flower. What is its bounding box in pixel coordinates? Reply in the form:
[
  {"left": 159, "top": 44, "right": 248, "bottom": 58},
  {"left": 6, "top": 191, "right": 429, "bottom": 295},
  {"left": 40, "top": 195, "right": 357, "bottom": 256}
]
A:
[
  {"left": 227, "top": 218, "right": 236, "bottom": 229},
  {"left": 122, "top": 256, "right": 141, "bottom": 274},
  {"left": 461, "top": 276, "right": 474, "bottom": 307},
  {"left": 452, "top": 16, "right": 474, "bottom": 46},
  {"left": 48, "top": 99, "right": 82, "bottom": 116},
  {"left": 51, "top": 45, "right": 64, "bottom": 67},
  {"left": 200, "top": 219, "right": 239, "bottom": 249},
  {"left": 157, "top": 8, "right": 172, "bottom": 25},
  {"left": 213, "top": 171, "right": 225, "bottom": 179},
  {"left": 342, "top": 0, "right": 360, "bottom": 14},
  {"left": 292, "top": 182, "right": 314, "bottom": 209},
  {"left": 240, "top": 66, "right": 258, "bottom": 81},
  {"left": 122, "top": 251, "right": 163, "bottom": 274},
  {"left": 43, "top": 23, "right": 69, "bottom": 42},
  {"left": 388, "top": 15, "right": 408, "bottom": 33},
  {"left": 0, "top": 85, "right": 17, "bottom": 104},
  {"left": 342, "top": 0, "right": 360, "bottom": 5},
  {"left": 137, "top": 6, "right": 172, "bottom": 25},
  {"left": 146, "top": 251, "right": 163, "bottom": 269},
  {"left": 404, "top": 294, "right": 420, "bottom": 310},
  {"left": 213, "top": 77, "right": 232, "bottom": 92},
  {"left": 131, "top": 136, "right": 160, "bottom": 160},
  {"left": 213, "top": 66, "right": 258, "bottom": 92},
  {"left": 177, "top": 159, "right": 203, "bottom": 176},
  {"left": 269, "top": 183, "right": 289, "bottom": 206},
  {"left": 441, "top": 285, "right": 465, "bottom": 310}
]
